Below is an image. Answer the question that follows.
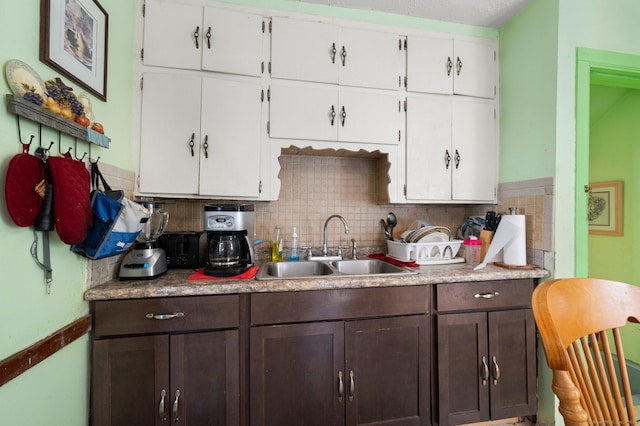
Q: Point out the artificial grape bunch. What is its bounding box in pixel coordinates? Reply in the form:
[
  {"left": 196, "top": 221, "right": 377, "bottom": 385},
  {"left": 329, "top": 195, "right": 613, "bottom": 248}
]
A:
[
  {"left": 22, "top": 86, "right": 44, "bottom": 106},
  {"left": 44, "top": 78, "right": 84, "bottom": 116}
]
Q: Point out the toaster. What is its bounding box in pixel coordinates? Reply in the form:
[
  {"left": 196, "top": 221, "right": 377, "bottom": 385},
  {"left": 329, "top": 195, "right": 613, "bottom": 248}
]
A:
[{"left": 158, "top": 232, "right": 206, "bottom": 268}]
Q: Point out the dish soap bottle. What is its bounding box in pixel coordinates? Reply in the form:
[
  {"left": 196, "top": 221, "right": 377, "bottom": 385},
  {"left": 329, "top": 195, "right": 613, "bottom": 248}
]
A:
[
  {"left": 288, "top": 227, "right": 299, "bottom": 261},
  {"left": 271, "top": 225, "right": 282, "bottom": 262}
]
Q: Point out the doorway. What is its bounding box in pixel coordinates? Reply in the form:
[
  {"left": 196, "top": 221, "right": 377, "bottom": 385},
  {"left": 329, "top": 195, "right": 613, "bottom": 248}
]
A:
[{"left": 574, "top": 48, "right": 640, "bottom": 277}]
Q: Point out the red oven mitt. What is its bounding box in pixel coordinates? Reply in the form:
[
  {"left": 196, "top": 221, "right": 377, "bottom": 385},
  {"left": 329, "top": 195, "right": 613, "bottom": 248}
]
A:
[
  {"left": 4, "top": 144, "right": 45, "bottom": 227},
  {"left": 47, "top": 155, "right": 92, "bottom": 245}
]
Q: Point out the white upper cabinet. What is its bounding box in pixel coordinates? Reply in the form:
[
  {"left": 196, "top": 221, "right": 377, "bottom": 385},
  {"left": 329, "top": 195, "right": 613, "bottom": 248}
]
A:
[
  {"left": 406, "top": 36, "right": 496, "bottom": 99},
  {"left": 142, "top": 0, "right": 264, "bottom": 77},
  {"left": 269, "top": 80, "right": 400, "bottom": 145},
  {"left": 138, "top": 73, "right": 263, "bottom": 198},
  {"left": 270, "top": 17, "right": 400, "bottom": 90},
  {"left": 405, "top": 96, "right": 496, "bottom": 203}
]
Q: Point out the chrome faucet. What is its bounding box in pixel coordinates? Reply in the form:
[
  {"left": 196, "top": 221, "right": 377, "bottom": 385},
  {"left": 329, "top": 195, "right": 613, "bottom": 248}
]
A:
[{"left": 322, "top": 214, "right": 349, "bottom": 257}]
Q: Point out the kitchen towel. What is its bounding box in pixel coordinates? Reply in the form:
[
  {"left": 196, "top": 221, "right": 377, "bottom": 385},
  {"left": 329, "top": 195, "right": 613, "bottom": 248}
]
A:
[
  {"left": 474, "top": 214, "right": 526, "bottom": 270},
  {"left": 188, "top": 265, "right": 259, "bottom": 280}
]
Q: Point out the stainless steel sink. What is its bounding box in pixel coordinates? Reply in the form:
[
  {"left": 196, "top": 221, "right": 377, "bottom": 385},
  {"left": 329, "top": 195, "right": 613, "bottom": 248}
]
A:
[
  {"left": 259, "top": 261, "right": 335, "bottom": 279},
  {"left": 331, "top": 259, "right": 409, "bottom": 275},
  {"left": 255, "top": 259, "right": 417, "bottom": 280}
]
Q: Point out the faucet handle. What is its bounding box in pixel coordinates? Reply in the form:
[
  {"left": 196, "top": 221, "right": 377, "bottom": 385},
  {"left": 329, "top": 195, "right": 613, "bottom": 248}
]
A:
[
  {"left": 350, "top": 238, "right": 357, "bottom": 260},
  {"left": 300, "top": 247, "right": 313, "bottom": 260}
]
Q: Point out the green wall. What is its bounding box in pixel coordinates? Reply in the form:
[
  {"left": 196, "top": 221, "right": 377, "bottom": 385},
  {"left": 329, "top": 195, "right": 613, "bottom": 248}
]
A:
[
  {"left": 0, "top": 1, "right": 135, "bottom": 424},
  {"left": 589, "top": 89, "right": 640, "bottom": 362}
]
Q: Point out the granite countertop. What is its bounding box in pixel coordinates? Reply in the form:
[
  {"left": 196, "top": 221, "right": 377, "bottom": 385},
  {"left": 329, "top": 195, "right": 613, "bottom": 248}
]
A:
[{"left": 84, "top": 262, "right": 549, "bottom": 301}]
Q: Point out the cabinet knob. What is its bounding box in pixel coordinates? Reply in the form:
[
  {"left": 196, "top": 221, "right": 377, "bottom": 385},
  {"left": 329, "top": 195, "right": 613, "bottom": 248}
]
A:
[
  {"left": 340, "top": 106, "right": 347, "bottom": 127},
  {"left": 444, "top": 149, "right": 451, "bottom": 169},
  {"left": 193, "top": 26, "right": 200, "bottom": 49},
  {"left": 446, "top": 57, "right": 453, "bottom": 76},
  {"left": 456, "top": 56, "right": 463, "bottom": 76},
  {"left": 331, "top": 43, "right": 337, "bottom": 64},
  {"left": 330, "top": 105, "right": 336, "bottom": 126},
  {"left": 206, "top": 26, "right": 212, "bottom": 49},
  {"left": 341, "top": 46, "right": 347, "bottom": 66},
  {"left": 203, "top": 135, "right": 209, "bottom": 159},
  {"left": 188, "top": 133, "right": 195, "bottom": 157},
  {"left": 454, "top": 149, "right": 461, "bottom": 169}
]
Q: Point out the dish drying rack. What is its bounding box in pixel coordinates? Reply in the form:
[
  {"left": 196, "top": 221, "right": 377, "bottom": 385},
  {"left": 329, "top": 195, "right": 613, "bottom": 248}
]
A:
[{"left": 387, "top": 240, "right": 464, "bottom": 265}]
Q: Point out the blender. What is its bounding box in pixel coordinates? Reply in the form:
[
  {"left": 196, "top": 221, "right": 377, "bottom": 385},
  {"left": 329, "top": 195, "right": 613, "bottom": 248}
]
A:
[{"left": 119, "top": 201, "right": 170, "bottom": 279}]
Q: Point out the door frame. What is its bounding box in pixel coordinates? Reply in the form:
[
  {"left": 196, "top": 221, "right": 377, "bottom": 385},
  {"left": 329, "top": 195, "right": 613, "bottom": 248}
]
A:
[{"left": 575, "top": 48, "right": 640, "bottom": 277}]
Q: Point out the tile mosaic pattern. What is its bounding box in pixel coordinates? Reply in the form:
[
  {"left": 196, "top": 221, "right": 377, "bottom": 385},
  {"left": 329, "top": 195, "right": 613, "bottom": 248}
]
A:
[{"left": 88, "top": 156, "right": 554, "bottom": 286}]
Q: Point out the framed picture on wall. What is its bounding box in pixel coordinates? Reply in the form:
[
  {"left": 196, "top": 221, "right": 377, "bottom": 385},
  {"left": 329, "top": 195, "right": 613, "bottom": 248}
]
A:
[
  {"left": 588, "top": 180, "right": 623, "bottom": 236},
  {"left": 40, "top": 0, "right": 108, "bottom": 100}
]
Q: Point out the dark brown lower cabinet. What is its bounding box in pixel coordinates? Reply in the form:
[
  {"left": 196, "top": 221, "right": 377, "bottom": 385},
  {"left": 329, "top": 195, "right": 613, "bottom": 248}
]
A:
[
  {"left": 90, "top": 296, "right": 241, "bottom": 426},
  {"left": 436, "top": 280, "right": 537, "bottom": 426},
  {"left": 250, "top": 314, "right": 429, "bottom": 426},
  {"left": 92, "top": 330, "right": 239, "bottom": 426}
]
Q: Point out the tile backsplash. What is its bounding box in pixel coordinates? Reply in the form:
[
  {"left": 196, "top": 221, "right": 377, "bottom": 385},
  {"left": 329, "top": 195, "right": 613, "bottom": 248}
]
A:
[{"left": 88, "top": 155, "right": 554, "bottom": 286}]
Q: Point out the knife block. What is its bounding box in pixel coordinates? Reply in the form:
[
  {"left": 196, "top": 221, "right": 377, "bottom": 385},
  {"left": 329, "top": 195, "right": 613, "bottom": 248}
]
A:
[{"left": 479, "top": 230, "right": 494, "bottom": 263}]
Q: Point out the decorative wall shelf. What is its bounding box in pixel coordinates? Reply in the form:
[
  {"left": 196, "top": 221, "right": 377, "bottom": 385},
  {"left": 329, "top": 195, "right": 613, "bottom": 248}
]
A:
[{"left": 5, "top": 94, "right": 110, "bottom": 148}]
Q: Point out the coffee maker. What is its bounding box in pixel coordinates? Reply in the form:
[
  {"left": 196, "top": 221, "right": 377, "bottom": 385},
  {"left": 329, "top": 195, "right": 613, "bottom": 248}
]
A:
[{"left": 203, "top": 204, "right": 254, "bottom": 277}]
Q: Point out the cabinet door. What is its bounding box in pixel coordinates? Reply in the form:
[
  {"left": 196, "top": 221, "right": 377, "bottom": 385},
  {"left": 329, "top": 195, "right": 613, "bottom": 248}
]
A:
[
  {"left": 139, "top": 73, "right": 201, "bottom": 194},
  {"left": 453, "top": 40, "right": 496, "bottom": 99},
  {"left": 201, "top": 8, "right": 263, "bottom": 77},
  {"left": 405, "top": 96, "right": 452, "bottom": 201},
  {"left": 171, "top": 331, "right": 240, "bottom": 426},
  {"left": 346, "top": 315, "right": 430, "bottom": 426},
  {"left": 488, "top": 309, "right": 537, "bottom": 420},
  {"left": 339, "top": 28, "right": 400, "bottom": 90},
  {"left": 142, "top": 0, "right": 202, "bottom": 70},
  {"left": 250, "top": 322, "right": 345, "bottom": 426},
  {"left": 92, "top": 335, "right": 170, "bottom": 426},
  {"left": 451, "top": 98, "right": 496, "bottom": 202},
  {"left": 271, "top": 17, "right": 339, "bottom": 84},
  {"left": 406, "top": 36, "right": 453, "bottom": 95},
  {"left": 437, "top": 312, "right": 489, "bottom": 426},
  {"left": 269, "top": 80, "right": 338, "bottom": 141},
  {"left": 338, "top": 88, "right": 400, "bottom": 145},
  {"left": 200, "top": 77, "right": 262, "bottom": 198}
]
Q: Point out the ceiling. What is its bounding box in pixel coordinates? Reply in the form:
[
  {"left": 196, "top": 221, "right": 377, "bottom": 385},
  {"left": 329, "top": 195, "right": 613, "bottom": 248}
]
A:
[{"left": 295, "top": 0, "right": 533, "bottom": 28}]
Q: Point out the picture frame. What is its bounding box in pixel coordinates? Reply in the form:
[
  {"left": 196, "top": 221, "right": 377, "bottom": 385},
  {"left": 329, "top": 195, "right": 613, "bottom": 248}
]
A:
[
  {"left": 588, "top": 180, "right": 623, "bottom": 236},
  {"left": 40, "top": 0, "right": 108, "bottom": 101}
]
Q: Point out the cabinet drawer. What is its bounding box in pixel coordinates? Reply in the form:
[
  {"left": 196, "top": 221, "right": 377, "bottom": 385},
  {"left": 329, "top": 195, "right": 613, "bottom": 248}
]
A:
[
  {"left": 251, "top": 286, "right": 429, "bottom": 325},
  {"left": 93, "top": 295, "right": 239, "bottom": 337},
  {"left": 436, "top": 280, "right": 533, "bottom": 312}
]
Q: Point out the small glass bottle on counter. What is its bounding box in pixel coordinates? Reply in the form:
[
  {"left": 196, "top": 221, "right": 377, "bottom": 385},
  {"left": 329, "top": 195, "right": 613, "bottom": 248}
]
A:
[{"left": 271, "top": 225, "right": 282, "bottom": 262}]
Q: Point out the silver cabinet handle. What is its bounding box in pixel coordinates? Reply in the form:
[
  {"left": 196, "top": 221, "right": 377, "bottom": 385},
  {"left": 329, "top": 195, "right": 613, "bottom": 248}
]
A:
[
  {"left": 454, "top": 149, "right": 461, "bottom": 169},
  {"left": 492, "top": 355, "right": 501, "bottom": 385},
  {"left": 481, "top": 356, "right": 489, "bottom": 386},
  {"left": 188, "top": 133, "right": 195, "bottom": 157},
  {"left": 474, "top": 292, "right": 500, "bottom": 299},
  {"left": 446, "top": 56, "right": 453, "bottom": 76},
  {"left": 206, "top": 26, "right": 212, "bottom": 49},
  {"left": 159, "top": 389, "right": 167, "bottom": 422},
  {"left": 348, "top": 370, "right": 355, "bottom": 402},
  {"left": 146, "top": 312, "right": 185, "bottom": 320},
  {"left": 330, "top": 105, "right": 336, "bottom": 126},
  {"left": 341, "top": 46, "right": 347, "bottom": 66},
  {"left": 456, "top": 56, "right": 463, "bottom": 75},
  {"left": 338, "top": 371, "right": 344, "bottom": 402},
  {"left": 172, "top": 389, "right": 181, "bottom": 423},
  {"left": 444, "top": 149, "right": 451, "bottom": 169},
  {"left": 331, "top": 43, "right": 337, "bottom": 64},
  {"left": 193, "top": 26, "right": 200, "bottom": 49},
  {"left": 202, "top": 135, "right": 209, "bottom": 159},
  {"left": 340, "top": 106, "right": 346, "bottom": 127}
]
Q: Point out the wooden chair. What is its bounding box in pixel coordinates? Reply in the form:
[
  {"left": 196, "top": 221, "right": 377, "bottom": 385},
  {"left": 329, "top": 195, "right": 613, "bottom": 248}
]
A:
[{"left": 532, "top": 278, "right": 640, "bottom": 425}]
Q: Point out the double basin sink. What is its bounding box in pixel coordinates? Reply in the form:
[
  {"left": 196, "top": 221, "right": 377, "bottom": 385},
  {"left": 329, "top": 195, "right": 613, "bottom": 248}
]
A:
[{"left": 255, "top": 258, "right": 418, "bottom": 280}]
